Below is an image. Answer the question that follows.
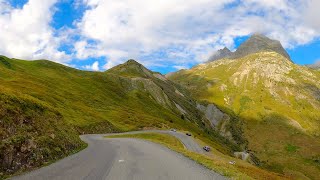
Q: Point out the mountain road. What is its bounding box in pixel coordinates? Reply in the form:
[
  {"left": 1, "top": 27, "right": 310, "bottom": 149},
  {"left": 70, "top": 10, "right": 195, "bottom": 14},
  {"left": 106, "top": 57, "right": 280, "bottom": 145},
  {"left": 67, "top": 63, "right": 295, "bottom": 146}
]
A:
[{"left": 11, "top": 130, "right": 225, "bottom": 180}]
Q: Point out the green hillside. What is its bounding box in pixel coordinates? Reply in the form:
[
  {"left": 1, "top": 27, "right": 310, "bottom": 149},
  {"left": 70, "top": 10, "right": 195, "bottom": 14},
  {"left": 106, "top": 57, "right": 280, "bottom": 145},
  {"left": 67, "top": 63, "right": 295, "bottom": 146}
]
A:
[
  {"left": 2, "top": 52, "right": 318, "bottom": 179},
  {"left": 0, "top": 90, "right": 86, "bottom": 178},
  {"left": 0, "top": 55, "right": 236, "bottom": 178},
  {"left": 168, "top": 52, "right": 320, "bottom": 179}
]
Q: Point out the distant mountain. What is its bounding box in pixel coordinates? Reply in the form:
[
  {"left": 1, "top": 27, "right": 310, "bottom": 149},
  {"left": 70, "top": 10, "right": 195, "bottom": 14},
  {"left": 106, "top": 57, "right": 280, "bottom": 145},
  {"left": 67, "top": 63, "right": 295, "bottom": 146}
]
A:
[
  {"left": 169, "top": 50, "right": 320, "bottom": 178},
  {"left": 207, "top": 47, "right": 232, "bottom": 62},
  {"left": 307, "top": 60, "right": 320, "bottom": 70},
  {"left": 233, "top": 34, "right": 291, "bottom": 60},
  {"left": 207, "top": 34, "right": 291, "bottom": 62}
]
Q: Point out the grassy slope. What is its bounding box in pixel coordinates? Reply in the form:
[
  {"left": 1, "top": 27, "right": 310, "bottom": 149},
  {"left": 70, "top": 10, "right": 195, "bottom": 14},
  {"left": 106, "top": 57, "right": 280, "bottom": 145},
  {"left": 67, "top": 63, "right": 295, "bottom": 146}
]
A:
[
  {"left": 0, "top": 56, "right": 188, "bottom": 132},
  {"left": 0, "top": 90, "right": 86, "bottom": 179},
  {"left": 168, "top": 52, "right": 320, "bottom": 179},
  {"left": 105, "top": 59, "right": 241, "bottom": 153},
  {"left": 0, "top": 56, "right": 236, "bottom": 177},
  {"left": 107, "top": 132, "right": 287, "bottom": 179}
]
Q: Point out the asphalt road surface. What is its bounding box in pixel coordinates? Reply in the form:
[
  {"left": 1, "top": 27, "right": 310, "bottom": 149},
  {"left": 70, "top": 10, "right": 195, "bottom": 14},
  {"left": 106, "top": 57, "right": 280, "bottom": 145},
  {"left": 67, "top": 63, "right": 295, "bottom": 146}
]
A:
[
  {"left": 11, "top": 131, "right": 225, "bottom": 180},
  {"left": 105, "top": 130, "right": 205, "bottom": 154}
]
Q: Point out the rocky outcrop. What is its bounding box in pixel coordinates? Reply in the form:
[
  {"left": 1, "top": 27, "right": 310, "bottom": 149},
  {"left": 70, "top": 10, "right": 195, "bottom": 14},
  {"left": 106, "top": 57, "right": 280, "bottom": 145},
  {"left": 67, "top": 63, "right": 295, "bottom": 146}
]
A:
[
  {"left": 196, "top": 103, "right": 225, "bottom": 126},
  {"left": 234, "top": 151, "right": 250, "bottom": 161},
  {"left": 234, "top": 151, "right": 260, "bottom": 165},
  {"left": 196, "top": 103, "right": 236, "bottom": 142}
]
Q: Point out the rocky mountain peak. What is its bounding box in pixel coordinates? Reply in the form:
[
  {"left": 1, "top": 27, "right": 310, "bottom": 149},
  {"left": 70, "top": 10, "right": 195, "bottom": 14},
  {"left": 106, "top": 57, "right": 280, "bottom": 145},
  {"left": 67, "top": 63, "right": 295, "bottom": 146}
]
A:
[
  {"left": 207, "top": 47, "right": 232, "bottom": 62},
  {"left": 207, "top": 34, "right": 292, "bottom": 62},
  {"left": 233, "top": 33, "right": 291, "bottom": 61}
]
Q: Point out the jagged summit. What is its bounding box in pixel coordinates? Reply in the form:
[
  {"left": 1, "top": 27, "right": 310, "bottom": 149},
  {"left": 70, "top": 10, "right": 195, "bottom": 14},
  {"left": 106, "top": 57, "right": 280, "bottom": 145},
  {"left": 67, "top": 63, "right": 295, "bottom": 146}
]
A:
[
  {"left": 207, "top": 34, "right": 291, "bottom": 62},
  {"left": 207, "top": 47, "right": 232, "bottom": 62},
  {"left": 233, "top": 33, "right": 291, "bottom": 61}
]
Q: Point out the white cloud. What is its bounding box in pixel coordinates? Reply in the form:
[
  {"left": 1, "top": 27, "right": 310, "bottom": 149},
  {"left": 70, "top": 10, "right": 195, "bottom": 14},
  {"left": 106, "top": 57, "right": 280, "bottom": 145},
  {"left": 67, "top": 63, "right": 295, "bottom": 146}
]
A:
[
  {"left": 0, "top": 1, "right": 12, "bottom": 13},
  {"left": 304, "top": 0, "right": 320, "bottom": 30},
  {"left": 0, "top": 0, "right": 69, "bottom": 62},
  {"left": 173, "top": 65, "right": 188, "bottom": 70},
  {"left": 75, "top": 0, "right": 235, "bottom": 68},
  {"left": 83, "top": 61, "right": 100, "bottom": 71},
  {"left": 1, "top": 0, "right": 320, "bottom": 70},
  {"left": 72, "top": 0, "right": 320, "bottom": 69}
]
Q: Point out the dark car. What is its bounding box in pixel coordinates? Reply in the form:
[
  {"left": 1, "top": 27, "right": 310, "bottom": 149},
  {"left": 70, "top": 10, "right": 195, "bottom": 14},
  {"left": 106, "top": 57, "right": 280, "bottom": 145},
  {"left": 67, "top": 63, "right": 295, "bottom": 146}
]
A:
[
  {"left": 203, "top": 146, "right": 211, "bottom": 152},
  {"left": 186, "top": 132, "right": 192, "bottom": 136}
]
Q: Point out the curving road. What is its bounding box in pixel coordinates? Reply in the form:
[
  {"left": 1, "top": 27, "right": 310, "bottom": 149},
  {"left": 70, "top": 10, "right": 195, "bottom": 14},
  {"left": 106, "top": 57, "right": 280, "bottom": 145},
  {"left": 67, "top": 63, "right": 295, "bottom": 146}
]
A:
[
  {"left": 105, "top": 130, "right": 206, "bottom": 154},
  {"left": 11, "top": 131, "right": 225, "bottom": 180}
]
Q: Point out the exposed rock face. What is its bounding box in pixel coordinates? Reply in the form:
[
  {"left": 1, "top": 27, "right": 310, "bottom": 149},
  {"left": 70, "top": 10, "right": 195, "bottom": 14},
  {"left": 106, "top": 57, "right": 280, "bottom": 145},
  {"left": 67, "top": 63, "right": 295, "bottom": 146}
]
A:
[
  {"left": 234, "top": 151, "right": 250, "bottom": 161},
  {"left": 232, "top": 34, "right": 291, "bottom": 61},
  {"left": 196, "top": 103, "right": 224, "bottom": 126},
  {"left": 206, "top": 34, "right": 291, "bottom": 62},
  {"left": 207, "top": 47, "right": 232, "bottom": 62},
  {"left": 234, "top": 151, "right": 260, "bottom": 165},
  {"left": 196, "top": 103, "right": 236, "bottom": 142}
]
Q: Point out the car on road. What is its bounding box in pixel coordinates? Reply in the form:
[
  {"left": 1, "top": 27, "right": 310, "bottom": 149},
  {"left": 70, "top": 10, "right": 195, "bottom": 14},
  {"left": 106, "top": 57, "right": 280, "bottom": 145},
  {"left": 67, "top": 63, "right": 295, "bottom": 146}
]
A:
[
  {"left": 171, "top": 129, "right": 177, "bottom": 132},
  {"left": 186, "top": 132, "right": 192, "bottom": 136},
  {"left": 203, "top": 146, "right": 211, "bottom": 152}
]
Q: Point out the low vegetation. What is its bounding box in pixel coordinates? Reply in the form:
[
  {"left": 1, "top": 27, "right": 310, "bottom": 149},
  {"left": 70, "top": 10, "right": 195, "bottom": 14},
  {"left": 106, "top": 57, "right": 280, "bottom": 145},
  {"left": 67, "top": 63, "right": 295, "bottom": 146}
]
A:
[{"left": 0, "top": 91, "right": 86, "bottom": 179}]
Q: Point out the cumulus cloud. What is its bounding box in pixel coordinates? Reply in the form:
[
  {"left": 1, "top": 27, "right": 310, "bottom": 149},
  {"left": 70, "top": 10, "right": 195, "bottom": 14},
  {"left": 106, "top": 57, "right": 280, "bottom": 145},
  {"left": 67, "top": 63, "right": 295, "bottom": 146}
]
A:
[
  {"left": 72, "top": 0, "right": 320, "bottom": 70},
  {"left": 173, "top": 65, "right": 188, "bottom": 70},
  {"left": 0, "top": 0, "right": 69, "bottom": 62},
  {"left": 304, "top": 0, "right": 320, "bottom": 30},
  {"left": 83, "top": 61, "right": 100, "bottom": 71},
  {"left": 1, "top": 0, "right": 320, "bottom": 71},
  {"left": 75, "top": 0, "right": 235, "bottom": 68}
]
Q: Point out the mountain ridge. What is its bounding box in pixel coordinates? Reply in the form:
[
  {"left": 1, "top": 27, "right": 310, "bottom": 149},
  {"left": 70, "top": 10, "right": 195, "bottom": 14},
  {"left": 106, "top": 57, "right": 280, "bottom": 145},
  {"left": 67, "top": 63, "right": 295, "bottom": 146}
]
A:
[
  {"left": 207, "top": 34, "right": 291, "bottom": 62},
  {"left": 207, "top": 47, "right": 233, "bottom": 62},
  {"left": 168, "top": 51, "right": 320, "bottom": 179}
]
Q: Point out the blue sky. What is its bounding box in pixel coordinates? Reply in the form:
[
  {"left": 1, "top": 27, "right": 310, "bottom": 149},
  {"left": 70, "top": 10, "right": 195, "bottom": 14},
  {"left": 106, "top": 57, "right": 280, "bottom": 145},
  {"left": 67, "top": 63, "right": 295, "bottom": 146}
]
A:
[{"left": 1, "top": 0, "right": 320, "bottom": 74}]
